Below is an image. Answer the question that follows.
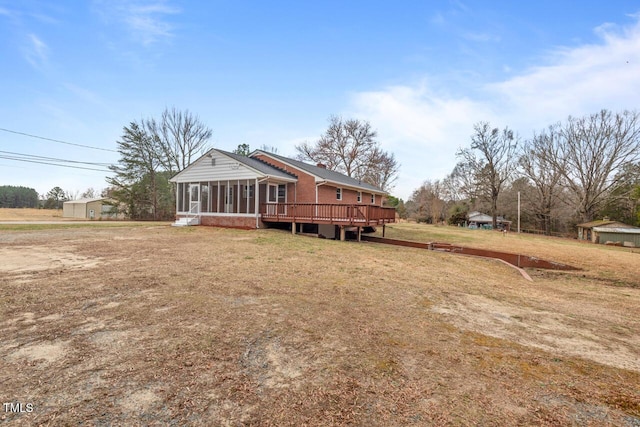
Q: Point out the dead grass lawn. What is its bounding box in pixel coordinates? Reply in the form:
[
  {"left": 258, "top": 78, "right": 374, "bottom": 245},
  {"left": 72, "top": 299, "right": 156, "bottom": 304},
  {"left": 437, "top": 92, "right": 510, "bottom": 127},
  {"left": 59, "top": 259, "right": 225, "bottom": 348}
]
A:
[
  {"left": 1, "top": 223, "right": 639, "bottom": 426},
  {"left": 0, "top": 208, "right": 64, "bottom": 221}
]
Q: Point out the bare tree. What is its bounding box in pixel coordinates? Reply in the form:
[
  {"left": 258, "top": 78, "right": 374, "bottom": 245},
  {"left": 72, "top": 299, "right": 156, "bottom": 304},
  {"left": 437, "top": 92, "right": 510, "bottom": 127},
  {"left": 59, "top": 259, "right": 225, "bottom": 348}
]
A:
[
  {"left": 361, "top": 148, "right": 399, "bottom": 191},
  {"left": 259, "top": 144, "right": 279, "bottom": 154},
  {"left": 446, "top": 161, "right": 479, "bottom": 203},
  {"left": 554, "top": 110, "right": 640, "bottom": 222},
  {"left": 296, "top": 115, "right": 399, "bottom": 191},
  {"left": 65, "top": 189, "right": 79, "bottom": 201},
  {"left": 457, "top": 122, "right": 519, "bottom": 228},
  {"left": 519, "top": 124, "right": 566, "bottom": 234},
  {"left": 145, "top": 107, "right": 213, "bottom": 174},
  {"left": 407, "top": 180, "right": 446, "bottom": 223},
  {"left": 598, "top": 161, "right": 640, "bottom": 226},
  {"left": 81, "top": 187, "right": 98, "bottom": 199}
]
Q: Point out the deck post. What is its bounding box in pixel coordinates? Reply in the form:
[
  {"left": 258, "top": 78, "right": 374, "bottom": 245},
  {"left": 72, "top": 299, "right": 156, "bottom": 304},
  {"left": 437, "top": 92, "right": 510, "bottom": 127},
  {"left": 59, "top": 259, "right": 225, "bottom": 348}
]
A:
[
  {"left": 340, "top": 226, "right": 346, "bottom": 241},
  {"left": 383, "top": 224, "right": 386, "bottom": 237},
  {"left": 292, "top": 221, "right": 296, "bottom": 235},
  {"left": 357, "top": 227, "right": 361, "bottom": 242}
]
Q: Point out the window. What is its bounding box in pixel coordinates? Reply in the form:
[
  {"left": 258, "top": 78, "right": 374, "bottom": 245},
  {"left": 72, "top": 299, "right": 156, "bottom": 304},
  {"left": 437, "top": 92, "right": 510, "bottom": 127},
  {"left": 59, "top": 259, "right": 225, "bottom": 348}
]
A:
[
  {"left": 243, "top": 185, "right": 254, "bottom": 198},
  {"left": 201, "top": 184, "right": 209, "bottom": 213},
  {"left": 268, "top": 184, "right": 279, "bottom": 203},
  {"left": 277, "top": 184, "right": 286, "bottom": 202},
  {"left": 371, "top": 194, "right": 375, "bottom": 204},
  {"left": 336, "top": 188, "right": 342, "bottom": 201}
]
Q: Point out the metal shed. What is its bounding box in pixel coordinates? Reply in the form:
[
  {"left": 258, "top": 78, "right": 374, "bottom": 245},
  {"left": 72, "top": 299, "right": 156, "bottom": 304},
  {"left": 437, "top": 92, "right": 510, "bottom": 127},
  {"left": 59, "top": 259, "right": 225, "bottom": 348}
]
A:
[
  {"left": 62, "top": 198, "right": 113, "bottom": 219},
  {"left": 592, "top": 226, "right": 640, "bottom": 247}
]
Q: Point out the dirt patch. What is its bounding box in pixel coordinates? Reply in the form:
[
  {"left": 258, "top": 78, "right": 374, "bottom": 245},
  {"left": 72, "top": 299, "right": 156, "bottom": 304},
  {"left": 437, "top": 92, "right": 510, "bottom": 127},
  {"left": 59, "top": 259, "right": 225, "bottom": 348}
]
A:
[
  {"left": 8, "top": 340, "right": 69, "bottom": 364},
  {"left": 0, "top": 246, "right": 101, "bottom": 273},
  {"left": 120, "top": 389, "right": 162, "bottom": 413},
  {"left": 432, "top": 294, "right": 640, "bottom": 372},
  {"left": 241, "top": 332, "right": 306, "bottom": 389}
]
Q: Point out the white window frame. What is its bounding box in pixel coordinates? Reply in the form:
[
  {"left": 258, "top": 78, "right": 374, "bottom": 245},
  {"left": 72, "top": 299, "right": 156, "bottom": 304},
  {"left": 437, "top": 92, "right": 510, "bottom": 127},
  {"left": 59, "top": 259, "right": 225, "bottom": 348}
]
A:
[
  {"left": 357, "top": 191, "right": 362, "bottom": 203},
  {"left": 336, "top": 187, "right": 342, "bottom": 201},
  {"left": 371, "top": 194, "right": 375, "bottom": 204},
  {"left": 268, "top": 184, "right": 278, "bottom": 203},
  {"left": 243, "top": 185, "right": 254, "bottom": 198}
]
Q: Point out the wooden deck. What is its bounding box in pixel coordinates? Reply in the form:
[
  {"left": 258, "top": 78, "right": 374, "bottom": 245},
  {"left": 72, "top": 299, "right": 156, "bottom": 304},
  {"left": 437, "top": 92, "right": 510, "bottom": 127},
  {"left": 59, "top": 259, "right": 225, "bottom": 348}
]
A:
[{"left": 260, "top": 203, "right": 396, "bottom": 226}]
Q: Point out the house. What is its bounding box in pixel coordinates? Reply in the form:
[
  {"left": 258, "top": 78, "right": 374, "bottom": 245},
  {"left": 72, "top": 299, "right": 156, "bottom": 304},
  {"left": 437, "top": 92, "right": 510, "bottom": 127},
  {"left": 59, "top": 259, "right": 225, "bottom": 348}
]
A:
[
  {"left": 576, "top": 218, "right": 629, "bottom": 242},
  {"left": 168, "top": 148, "right": 396, "bottom": 239},
  {"left": 467, "top": 211, "right": 511, "bottom": 231},
  {"left": 62, "top": 198, "right": 117, "bottom": 219}
]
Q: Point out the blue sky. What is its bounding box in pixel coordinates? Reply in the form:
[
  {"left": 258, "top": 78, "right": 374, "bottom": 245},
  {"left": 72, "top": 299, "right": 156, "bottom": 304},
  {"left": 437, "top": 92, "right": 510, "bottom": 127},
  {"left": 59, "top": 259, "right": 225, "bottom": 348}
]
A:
[{"left": 1, "top": 1, "right": 639, "bottom": 200}]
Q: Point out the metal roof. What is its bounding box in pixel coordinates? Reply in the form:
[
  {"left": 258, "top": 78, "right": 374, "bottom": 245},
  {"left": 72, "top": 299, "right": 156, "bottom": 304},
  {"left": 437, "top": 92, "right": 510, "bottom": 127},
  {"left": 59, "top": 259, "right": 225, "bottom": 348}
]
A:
[
  {"left": 250, "top": 150, "right": 386, "bottom": 194},
  {"left": 468, "top": 211, "right": 511, "bottom": 223},
  {"left": 577, "top": 220, "right": 625, "bottom": 228},
  {"left": 592, "top": 226, "right": 640, "bottom": 234},
  {"left": 63, "top": 198, "right": 106, "bottom": 204}
]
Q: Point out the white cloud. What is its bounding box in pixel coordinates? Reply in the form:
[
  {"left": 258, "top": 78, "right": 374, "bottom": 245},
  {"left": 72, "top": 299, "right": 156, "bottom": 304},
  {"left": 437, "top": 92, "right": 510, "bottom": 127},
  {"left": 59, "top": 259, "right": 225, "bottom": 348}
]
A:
[
  {"left": 350, "top": 83, "right": 492, "bottom": 199},
  {"left": 490, "top": 17, "right": 640, "bottom": 131},
  {"left": 348, "top": 16, "right": 640, "bottom": 199},
  {"left": 24, "top": 33, "right": 49, "bottom": 68},
  {"left": 462, "top": 32, "right": 500, "bottom": 43},
  {"left": 94, "top": 0, "right": 180, "bottom": 46}
]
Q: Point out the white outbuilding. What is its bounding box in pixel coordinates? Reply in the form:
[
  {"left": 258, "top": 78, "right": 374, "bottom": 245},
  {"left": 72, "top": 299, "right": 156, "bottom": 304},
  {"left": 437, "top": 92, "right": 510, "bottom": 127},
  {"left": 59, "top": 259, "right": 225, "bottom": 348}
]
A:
[{"left": 62, "top": 198, "right": 115, "bottom": 219}]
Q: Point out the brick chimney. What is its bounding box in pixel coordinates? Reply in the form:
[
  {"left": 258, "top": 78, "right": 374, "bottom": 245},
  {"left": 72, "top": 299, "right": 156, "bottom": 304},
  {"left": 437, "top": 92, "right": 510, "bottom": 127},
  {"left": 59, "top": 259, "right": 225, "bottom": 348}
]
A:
[{"left": 316, "top": 163, "right": 326, "bottom": 169}]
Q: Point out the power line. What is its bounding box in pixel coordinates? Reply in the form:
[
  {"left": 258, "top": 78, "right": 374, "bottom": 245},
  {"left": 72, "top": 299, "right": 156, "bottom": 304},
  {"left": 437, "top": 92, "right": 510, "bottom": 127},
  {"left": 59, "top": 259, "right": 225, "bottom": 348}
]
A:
[
  {"left": 0, "top": 127, "right": 118, "bottom": 153},
  {"left": 0, "top": 155, "right": 111, "bottom": 172},
  {"left": 0, "top": 150, "right": 113, "bottom": 167}
]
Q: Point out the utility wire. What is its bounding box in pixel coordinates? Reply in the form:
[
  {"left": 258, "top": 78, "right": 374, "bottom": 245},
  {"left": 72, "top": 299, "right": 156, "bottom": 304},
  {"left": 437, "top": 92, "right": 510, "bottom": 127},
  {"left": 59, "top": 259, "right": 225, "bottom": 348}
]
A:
[
  {"left": 0, "top": 155, "right": 111, "bottom": 172},
  {"left": 0, "top": 127, "right": 118, "bottom": 153},
  {"left": 0, "top": 150, "right": 113, "bottom": 167}
]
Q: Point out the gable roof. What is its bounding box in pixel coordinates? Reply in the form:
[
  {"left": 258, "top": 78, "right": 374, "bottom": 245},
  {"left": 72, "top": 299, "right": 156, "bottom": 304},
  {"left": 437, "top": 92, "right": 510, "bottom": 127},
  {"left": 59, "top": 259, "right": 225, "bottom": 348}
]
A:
[
  {"left": 577, "top": 219, "right": 627, "bottom": 229},
  {"left": 63, "top": 198, "right": 106, "bottom": 204},
  {"left": 468, "top": 211, "right": 511, "bottom": 223},
  {"left": 250, "top": 150, "right": 386, "bottom": 194},
  {"left": 592, "top": 226, "right": 640, "bottom": 234},
  {"left": 216, "top": 149, "right": 297, "bottom": 180},
  {"left": 169, "top": 148, "right": 297, "bottom": 182}
]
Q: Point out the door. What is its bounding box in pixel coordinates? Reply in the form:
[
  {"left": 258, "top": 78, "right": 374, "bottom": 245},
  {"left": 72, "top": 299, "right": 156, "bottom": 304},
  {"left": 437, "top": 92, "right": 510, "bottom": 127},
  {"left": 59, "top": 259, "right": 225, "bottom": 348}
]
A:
[
  {"left": 189, "top": 183, "right": 200, "bottom": 214},
  {"left": 225, "top": 185, "right": 234, "bottom": 213}
]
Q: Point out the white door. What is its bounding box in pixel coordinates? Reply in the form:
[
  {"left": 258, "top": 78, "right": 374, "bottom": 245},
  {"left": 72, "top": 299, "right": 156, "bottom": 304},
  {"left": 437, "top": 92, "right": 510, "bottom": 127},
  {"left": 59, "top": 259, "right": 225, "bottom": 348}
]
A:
[
  {"left": 225, "top": 185, "right": 234, "bottom": 213},
  {"left": 189, "top": 183, "right": 200, "bottom": 214}
]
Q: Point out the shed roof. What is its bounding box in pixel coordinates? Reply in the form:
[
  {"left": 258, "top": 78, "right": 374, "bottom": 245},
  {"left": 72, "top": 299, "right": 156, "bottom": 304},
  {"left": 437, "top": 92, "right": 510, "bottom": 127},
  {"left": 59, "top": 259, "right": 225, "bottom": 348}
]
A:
[
  {"left": 63, "top": 198, "right": 106, "bottom": 204},
  {"left": 592, "top": 226, "right": 640, "bottom": 234},
  {"left": 577, "top": 219, "right": 626, "bottom": 228},
  {"left": 468, "top": 211, "right": 511, "bottom": 223},
  {"left": 250, "top": 150, "right": 387, "bottom": 194}
]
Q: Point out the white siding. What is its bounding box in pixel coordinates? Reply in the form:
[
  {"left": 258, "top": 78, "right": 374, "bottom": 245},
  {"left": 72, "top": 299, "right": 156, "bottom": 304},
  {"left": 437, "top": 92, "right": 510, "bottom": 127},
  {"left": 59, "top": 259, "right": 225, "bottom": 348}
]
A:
[{"left": 172, "top": 151, "right": 261, "bottom": 182}]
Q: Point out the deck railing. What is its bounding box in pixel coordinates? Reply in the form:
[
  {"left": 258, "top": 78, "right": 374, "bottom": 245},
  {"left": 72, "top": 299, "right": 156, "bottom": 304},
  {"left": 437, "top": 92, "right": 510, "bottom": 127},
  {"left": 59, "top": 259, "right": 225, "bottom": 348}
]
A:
[{"left": 260, "top": 203, "right": 396, "bottom": 225}]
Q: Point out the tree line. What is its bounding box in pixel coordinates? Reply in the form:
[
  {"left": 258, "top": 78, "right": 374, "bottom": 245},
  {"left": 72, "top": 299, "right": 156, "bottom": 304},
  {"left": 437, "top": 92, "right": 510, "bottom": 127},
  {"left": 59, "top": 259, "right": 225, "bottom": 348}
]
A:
[
  {"left": 405, "top": 109, "right": 640, "bottom": 234},
  {"left": 0, "top": 186, "right": 39, "bottom": 208},
  {"left": 0, "top": 185, "right": 102, "bottom": 209}
]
